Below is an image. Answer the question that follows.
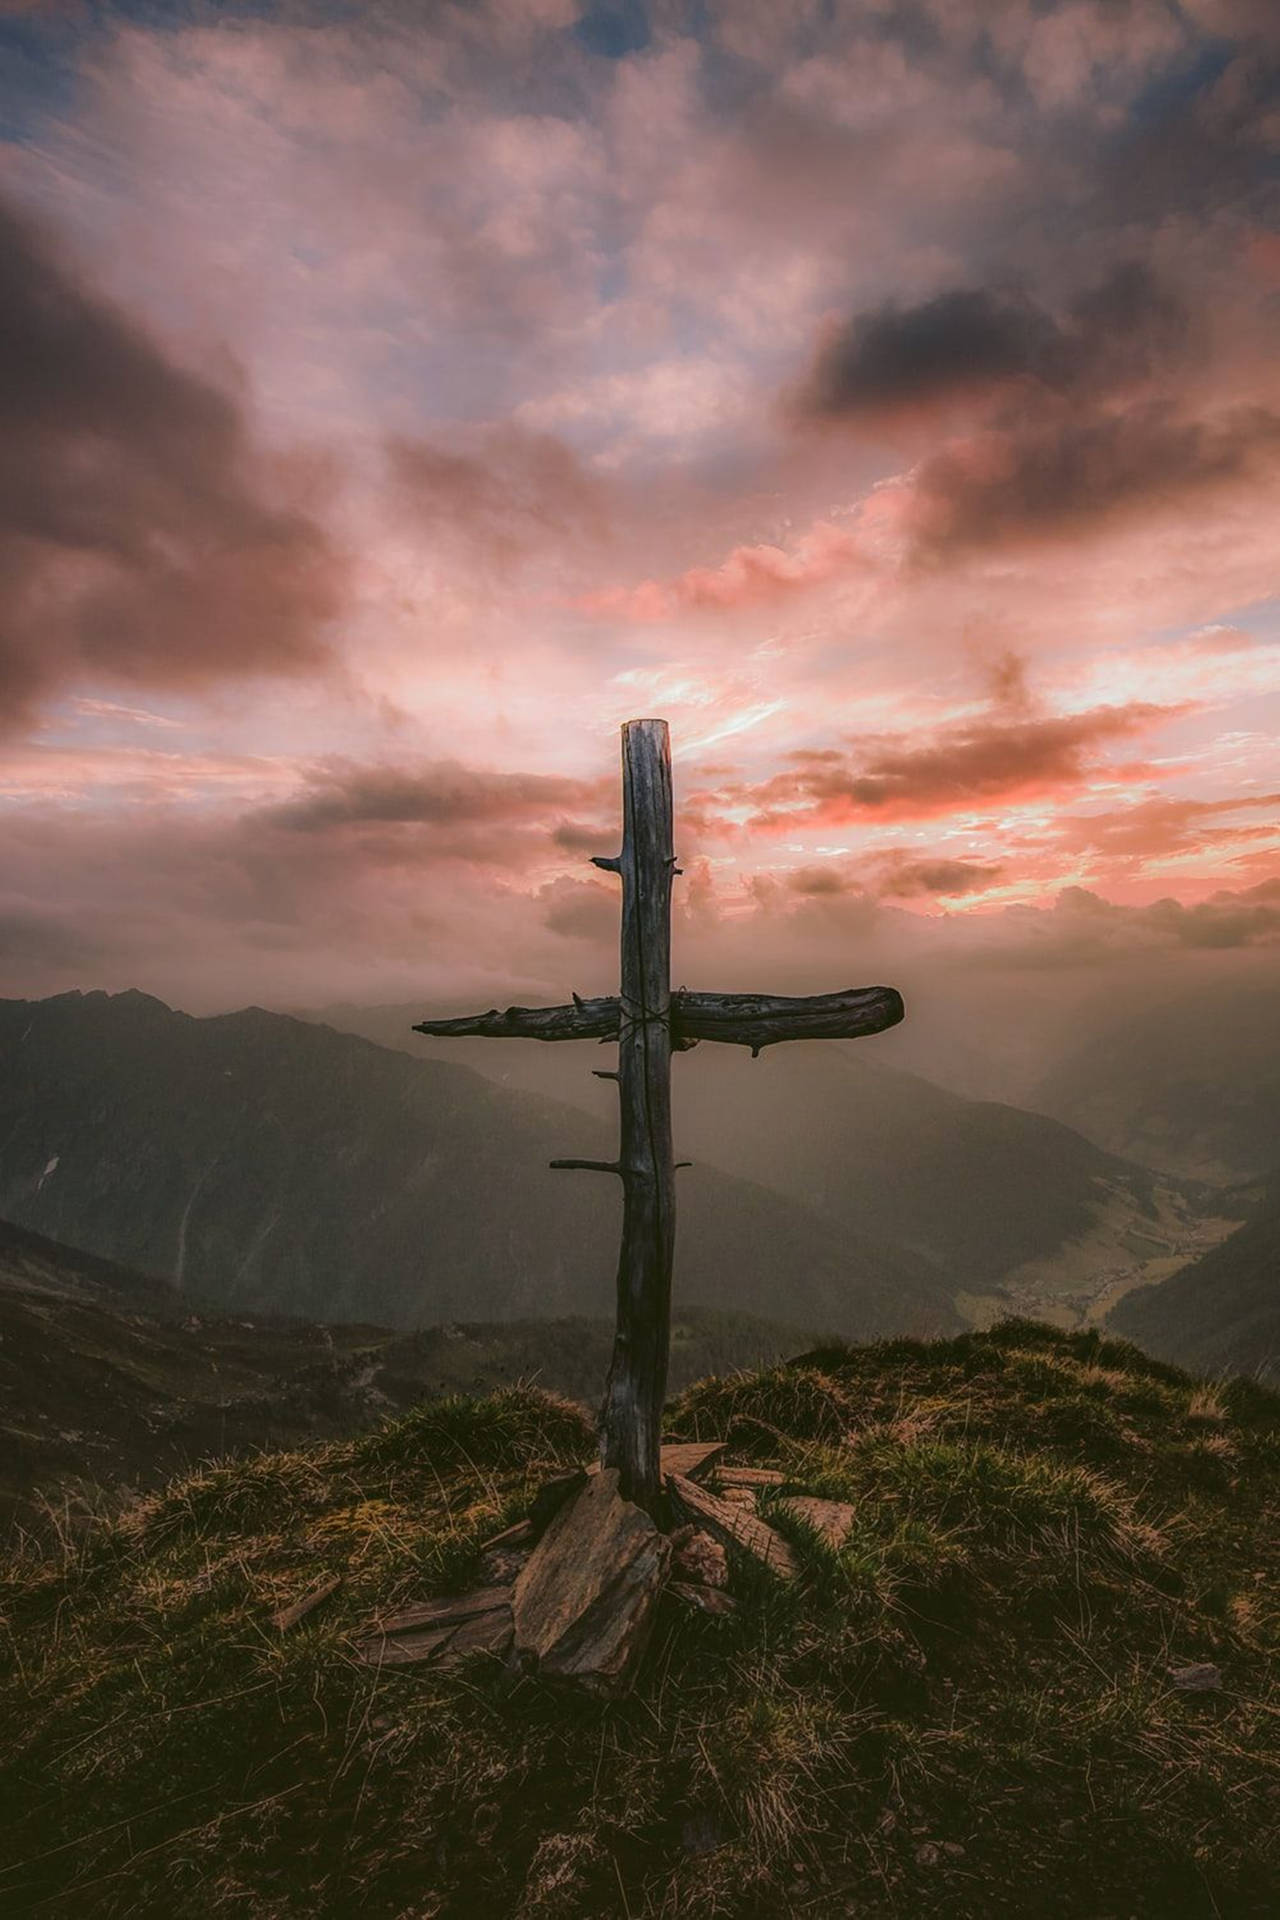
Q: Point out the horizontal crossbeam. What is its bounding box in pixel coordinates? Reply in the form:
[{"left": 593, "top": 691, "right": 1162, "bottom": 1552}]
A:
[
  {"left": 413, "top": 996, "right": 618, "bottom": 1043},
  {"left": 675, "top": 986, "right": 904, "bottom": 1053},
  {"left": 414, "top": 985, "right": 903, "bottom": 1055}
]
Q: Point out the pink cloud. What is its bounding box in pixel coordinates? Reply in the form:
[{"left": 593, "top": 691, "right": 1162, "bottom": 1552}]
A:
[
  {"left": 579, "top": 520, "right": 865, "bottom": 622},
  {"left": 688, "top": 696, "right": 1180, "bottom": 833},
  {"left": 0, "top": 0, "right": 1277, "bottom": 1020}
]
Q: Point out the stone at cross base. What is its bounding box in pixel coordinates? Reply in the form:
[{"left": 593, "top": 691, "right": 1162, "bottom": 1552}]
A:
[{"left": 402, "top": 717, "right": 905, "bottom": 1691}]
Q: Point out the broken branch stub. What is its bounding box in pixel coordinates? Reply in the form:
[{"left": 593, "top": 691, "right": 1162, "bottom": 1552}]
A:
[{"left": 413, "top": 997, "right": 618, "bottom": 1043}]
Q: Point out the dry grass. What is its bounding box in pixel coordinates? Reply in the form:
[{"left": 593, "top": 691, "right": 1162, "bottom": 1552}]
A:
[{"left": 2, "top": 1327, "right": 1279, "bottom": 1917}]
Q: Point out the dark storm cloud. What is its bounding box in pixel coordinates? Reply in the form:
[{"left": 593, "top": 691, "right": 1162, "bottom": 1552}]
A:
[
  {"left": 0, "top": 907, "right": 104, "bottom": 970},
  {"left": 261, "top": 760, "right": 609, "bottom": 834},
  {"left": 797, "top": 287, "right": 1059, "bottom": 420},
  {"left": 1140, "top": 877, "right": 1280, "bottom": 948},
  {"left": 786, "top": 854, "right": 1003, "bottom": 901},
  {"left": 790, "top": 254, "right": 1278, "bottom": 557},
  {"left": 786, "top": 864, "right": 861, "bottom": 897},
  {"left": 1088, "top": 34, "right": 1280, "bottom": 223},
  {"left": 0, "top": 192, "right": 345, "bottom": 729},
  {"left": 553, "top": 818, "right": 615, "bottom": 854},
  {"left": 877, "top": 856, "right": 1006, "bottom": 899},
  {"left": 910, "top": 401, "right": 1280, "bottom": 555},
  {"left": 795, "top": 263, "right": 1190, "bottom": 423}
]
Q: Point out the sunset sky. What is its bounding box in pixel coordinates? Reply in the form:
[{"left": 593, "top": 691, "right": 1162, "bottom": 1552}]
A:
[{"left": 1, "top": 0, "right": 1278, "bottom": 1014}]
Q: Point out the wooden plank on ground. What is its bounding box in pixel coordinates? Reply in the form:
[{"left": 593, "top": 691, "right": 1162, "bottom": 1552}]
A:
[
  {"left": 352, "top": 1587, "right": 513, "bottom": 1670},
  {"left": 717, "top": 1467, "right": 786, "bottom": 1490},
  {"left": 271, "top": 1574, "right": 342, "bottom": 1633},
  {"left": 374, "top": 1584, "right": 512, "bottom": 1637},
  {"left": 666, "top": 1474, "right": 798, "bottom": 1581},
  {"left": 513, "top": 1469, "right": 670, "bottom": 1693},
  {"left": 660, "top": 1441, "right": 727, "bottom": 1482}
]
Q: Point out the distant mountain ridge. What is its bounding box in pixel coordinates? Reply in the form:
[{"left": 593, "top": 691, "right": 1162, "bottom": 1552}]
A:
[
  {"left": 1030, "top": 981, "right": 1280, "bottom": 1183},
  {"left": 0, "top": 990, "right": 954, "bottom": 1340},
  {"left": 311, "top": 998, "right": 1210, "bottom": 1321}
]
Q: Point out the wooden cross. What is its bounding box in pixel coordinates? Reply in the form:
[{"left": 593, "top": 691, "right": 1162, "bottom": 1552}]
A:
[{"left": 415, "top": 719, "right": 904, "bottom": 1509}]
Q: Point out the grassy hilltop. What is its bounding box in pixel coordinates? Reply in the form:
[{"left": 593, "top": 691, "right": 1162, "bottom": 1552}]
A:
[{"left": 2, "top": 1322, "right": 1279, "bottom": 1918}]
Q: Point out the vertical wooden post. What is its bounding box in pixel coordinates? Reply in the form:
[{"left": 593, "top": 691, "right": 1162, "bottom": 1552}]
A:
[{"left": 594, "top": 719, "right": 675, "bottom": 1509}]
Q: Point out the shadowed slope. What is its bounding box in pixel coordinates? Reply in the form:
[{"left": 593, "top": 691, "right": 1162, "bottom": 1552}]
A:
[
  {"left": 2, "top": 1324, "right": 1277, "bottom": 1917},
  {"left": 0, "top": 991, "right": 954, "bottom": 1338},
  {"left": 1111, "top": 1177, "right": 1280, "bottom": 1383},
  {"left": 0, "top": 1218, "right": 811, "bottom": 1533}
]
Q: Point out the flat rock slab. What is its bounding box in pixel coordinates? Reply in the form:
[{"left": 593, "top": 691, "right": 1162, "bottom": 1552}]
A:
[
  {"left": 667, "top": 1474, "right": 798, "bottom": 1581},
  {"left": 778, "top": 1497, "right": 858, "bottom": 1548},
  {"left": 353, "top": 1585, "right": 513, "bottom": 1670},
  {"left": 513, "top": 1468, "right": 670, "bottom": 1693}
]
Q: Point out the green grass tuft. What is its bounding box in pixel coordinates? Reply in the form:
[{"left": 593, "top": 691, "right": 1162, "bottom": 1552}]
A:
[
  {"left": 3, "top": 1331, "right": 1280, "bottom": 1917},
  {"left": 348, "top": 1382, "right": 594, "bottom": 1472}
]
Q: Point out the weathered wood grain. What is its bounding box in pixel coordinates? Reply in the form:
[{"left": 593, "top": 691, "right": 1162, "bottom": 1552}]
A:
[
  {"left": 658, "top": 1441, "right": 727, "bottom": 1483},
  {"left": 512, "top": 1469, "right": 670, "bottom": 1692},
  {"left": 373, "top": 1585, "right": 513, "bottom": 1637},
  {"left": 675, "top": 985, "right": 903, "bottom": 1054},
  {"left": 352, "top": 1586, "right": 514, "bottom": 1669},
  {"left": 412, "top": 997, "right": 617, "bottom": 1042},
  {"left": 594, "top": 719, "right": 676, "bottom": 1509},
  {"left": 412, "top": 987, "right": 902, "bottom": 1056},
  {"left": 667, "top": 1472, "right": 798, "bottom": 1581},
  {"left": 478, "top": 1519, "right": 534, "bottom": 1553},
  {"left": 716, "top": 1467, "right": 787, "bottom": 1490},
  {"left": 410, "top": 715, "right": 905, "bottom": 1520},
  {"left": 352, "top": 1623, "right": 457, "bottom": 1668}
]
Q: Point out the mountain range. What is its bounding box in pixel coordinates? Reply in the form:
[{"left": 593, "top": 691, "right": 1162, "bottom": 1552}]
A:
[
  {"left": 4, "top": 986, "right": 1272, "bottom": 1389},
  {"left": 0, "top": 990, "right": 953, "bottom": 1339},
  {"left": 1029, "top": 978, "right": 1280, "bottom": 1184},
  {"left": 310, "top": 997, "right": 1216, "bottom": 1324}
]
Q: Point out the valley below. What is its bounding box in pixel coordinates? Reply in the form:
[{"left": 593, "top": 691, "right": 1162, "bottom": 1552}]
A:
[{"left": 1, "top": 982, "right": 1278, "bottom": 1535}]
